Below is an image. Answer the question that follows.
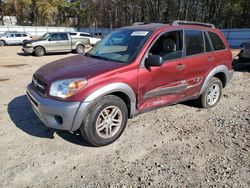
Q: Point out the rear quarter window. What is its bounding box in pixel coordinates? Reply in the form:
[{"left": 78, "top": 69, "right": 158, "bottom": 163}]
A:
[
  {"left": 80, "top": 34, "right": 91, "bottom": 37},
  {"left": 208, "top": 31, "right": 226, "bottom": 51}
]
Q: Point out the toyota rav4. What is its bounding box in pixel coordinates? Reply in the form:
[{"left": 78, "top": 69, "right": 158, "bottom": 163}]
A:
[{"left": 27, "top": 21, "right": 234, "bottom": 146}]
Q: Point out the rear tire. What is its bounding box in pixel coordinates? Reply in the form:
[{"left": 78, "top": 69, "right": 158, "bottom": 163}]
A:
[
  {"left": 197, "top": 77, "right": 222, "bottom": 108},
  {"left": 80, "top": 95, "right": 128, "bottom": 146},
  {"left": 76, "top": 44, "right": 85, "bottom": 54},
  {"left": 35, "top": 46, "right": 45, "bottom": 57},
  {"left": 0, "top": 40, "right": 5, "bottom": 47}
]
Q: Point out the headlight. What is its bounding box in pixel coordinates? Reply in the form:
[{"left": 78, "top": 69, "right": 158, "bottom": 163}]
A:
[
  {"left": 26, "top": 43, "right": 33, "bottom": 47},
  {"left": 49, "top": 78, "right": 87, "bottom": 98}
]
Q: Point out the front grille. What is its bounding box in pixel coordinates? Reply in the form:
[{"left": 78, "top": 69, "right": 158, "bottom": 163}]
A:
[{"left": 32, "top": 75, "right": 47, "bottom": 95}]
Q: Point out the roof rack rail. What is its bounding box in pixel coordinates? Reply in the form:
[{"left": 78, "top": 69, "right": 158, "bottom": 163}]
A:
[
  {"left": 132, "top": 22, "right": 148, "bottom": 26},
  {"left": 172, "top": 20, "right": 215, "bottom": 28}
]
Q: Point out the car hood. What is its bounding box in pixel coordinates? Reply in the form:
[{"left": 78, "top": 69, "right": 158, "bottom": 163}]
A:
[{"left": 35, "top": 55, "right": 127, "bottom": 83}]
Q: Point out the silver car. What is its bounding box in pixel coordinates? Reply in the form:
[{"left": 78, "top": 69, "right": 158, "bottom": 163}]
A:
[
  {"left": 22, "top": 32, "right": 90, "bottom": 56},
  {"left": 0, "top": 32, "right": 32, "bottom": 46}
]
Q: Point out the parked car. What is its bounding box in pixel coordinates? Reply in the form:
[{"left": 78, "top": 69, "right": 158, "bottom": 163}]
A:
[
  {"left": 22, "top": 32, "right": 90, "bottom": 56},
  {"left": 0, "top": 31, "right": 18, "bottom": 37},
  {"left": 27, "top": 21, "right": 234, "bottom": 146},
  {"left": 238, "top": 41, "right": 250, "bottom": 61},
  {"left": 0, "top": 32, "right": 32, "bottom": 46},
  {"left": 70, "top": 32, "right": 101, "bottom": 46}
]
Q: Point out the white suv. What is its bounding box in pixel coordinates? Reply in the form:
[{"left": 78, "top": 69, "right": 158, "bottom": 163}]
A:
[
  {"left": 0, "top": 32, "right": 32, "bottom": 46},
  {"left": 70, "top": 32, "right": 101, "bottom": 46}
]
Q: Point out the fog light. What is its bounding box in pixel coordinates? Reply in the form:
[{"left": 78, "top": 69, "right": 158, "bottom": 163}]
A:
[{"left": 55, "top": 115, "right": 63, "bottom": 125}]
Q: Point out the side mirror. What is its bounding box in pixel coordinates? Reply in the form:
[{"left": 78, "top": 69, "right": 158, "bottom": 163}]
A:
[
  {"left": 145, "top": 55, "right": 163, "bottom": 68},
  {"left": 48, "top": 38, "right": 51, "bottom": 41}
]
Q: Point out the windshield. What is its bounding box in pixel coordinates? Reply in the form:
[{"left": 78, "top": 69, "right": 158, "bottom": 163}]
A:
[
  {"left": 86, "top": 29, "right": 152, "bottom": 63},
  {"left": 39, "top": 33, "right": 50, "bottom": 40}
]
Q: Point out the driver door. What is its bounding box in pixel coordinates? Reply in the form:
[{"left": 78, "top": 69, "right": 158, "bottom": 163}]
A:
[
  {"left": 46, "top": 33, "right": 60, "bottom": 52},
  {"left": 138, "top": 30, "right": 187, "bottom": 112}
]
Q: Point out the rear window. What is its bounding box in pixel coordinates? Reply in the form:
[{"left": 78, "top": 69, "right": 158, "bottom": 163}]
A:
[
  {"left": 208, "top": 31, "right": 225, "bottom": 51},
  {"left": 185, "top": 30, "right": 204, "bottom": 56},
  {"left": 80, "top": 33, "right": 91, "bottom": 37}
]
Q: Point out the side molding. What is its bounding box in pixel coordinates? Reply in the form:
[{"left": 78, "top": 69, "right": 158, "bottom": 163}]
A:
[{"left": 199, "top": 65, "right": 234, "bottom": 95}]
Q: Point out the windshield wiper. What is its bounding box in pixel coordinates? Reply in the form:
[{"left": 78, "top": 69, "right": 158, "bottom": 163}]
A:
[{"left": 85, "top": 53, "right": 109, "bottom": 61}]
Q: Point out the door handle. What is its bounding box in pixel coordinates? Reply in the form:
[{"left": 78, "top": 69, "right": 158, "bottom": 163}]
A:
[
  {"left": 176, "top": 64, "right": 185, "bottom": 69},
  {"left": 208, "top": 57, "right": 214, "bottom": 63}
]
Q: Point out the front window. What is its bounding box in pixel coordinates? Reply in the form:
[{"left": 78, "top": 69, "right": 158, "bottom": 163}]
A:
[
  {"left": 86, "top": 29, "right": 152, "bottom": 63},
  {"left": 39, "top": 33, "right": 50, "bottom": 40}
]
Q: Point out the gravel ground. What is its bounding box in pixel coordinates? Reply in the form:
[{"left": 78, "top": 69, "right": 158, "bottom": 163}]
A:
[{"left": 0, "top": 46, "right": 249, "bottom": 187}]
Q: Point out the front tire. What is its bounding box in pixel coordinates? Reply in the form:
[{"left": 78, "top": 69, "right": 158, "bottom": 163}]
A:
[
  {"left": 35, "top": 47, "right": 45, "bottom": 57},
  {"left": 80, "top": 95, "right": 128, "bottom": 146},
  {"left": 0, "top": 40, "right": 5, "bottom": 47},
  {"left": 197, "top": 77, "right": 223, "bottom": 108}
]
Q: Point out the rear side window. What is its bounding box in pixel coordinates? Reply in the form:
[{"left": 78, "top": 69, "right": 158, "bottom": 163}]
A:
[
  {"left": 80, "top": 33, "right": 91, "bottom": 37},
  {"left": 70, "top": 33, "right": 77, "bottom": 36},
  {"left": 50, "top": 33, "right": 59, "bottom": 41},
  {"left": 208, "top": 31, "right": 225, "bottom": 51},
  {"left": 185, "top": 30, "right": 204, "bottom": 56},
  {"left": 204, "top": 32, "right": 213, "bottom": 52},
  {"left": 59, "top": 33, "right": 69, "bottom": 40},
  {"left": 15, "top": 34, "right": 22, "bottom": 37},
  {"left": 22, "top": 34, "right": 28, "bottom": 37}
]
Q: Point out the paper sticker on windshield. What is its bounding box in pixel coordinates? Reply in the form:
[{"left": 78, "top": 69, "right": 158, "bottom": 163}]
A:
[{"left": 131, "top": 31, "right": 149, "bottom": 36}]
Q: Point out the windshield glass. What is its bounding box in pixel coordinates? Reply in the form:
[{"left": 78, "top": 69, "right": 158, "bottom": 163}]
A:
[
  {"left": 39, "top": 33, "right": 50, "bottom": 40},
  {"left": 86, "top": 29, "right": 152, "bottom": 63}
]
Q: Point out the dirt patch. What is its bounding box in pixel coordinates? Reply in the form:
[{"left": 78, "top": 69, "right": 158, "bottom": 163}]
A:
[
  {"left": 0, "top": 46, "right": 249, "bottom": 187},
  {"left": 0, "top": 78, "right": 10, "bottom": 82},
  {"left": 2, "top": 64, "right": 28, "bottom": 68}
]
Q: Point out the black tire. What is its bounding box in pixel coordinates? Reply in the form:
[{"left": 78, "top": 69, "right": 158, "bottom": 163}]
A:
[
  {"left": 197, "top": 77, "right": 223, "bottom": 109},
  {"left": 35, "top": 46, "right": 45, "bottom": 57},
  {"left": 76, "top": 44, "right": 85, "bottom": 54},
  {"left": 0, "top": 40, "right": 5, "bottom": 47},
  {"left": 80, "top": 95, "right": 128, "bottom": 146}
]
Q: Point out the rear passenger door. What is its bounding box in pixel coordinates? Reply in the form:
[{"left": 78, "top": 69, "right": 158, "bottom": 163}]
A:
[
  {"left": 58, "top": 33, "right": 71, "bottom": 51},
  {"left": 182, "top": 29, "right": 215, "bottom": 98},
  {"left": 14, "top": 33, "right": 23, "bottom": 44}
]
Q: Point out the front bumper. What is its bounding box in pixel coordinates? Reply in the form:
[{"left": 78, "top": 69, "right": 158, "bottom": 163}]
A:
[
  {"left": 22, "top": 47, "right": 34, "bottom": 54},
  {"left": 26, "top": 84, "right": 90, "bottom": 131}
]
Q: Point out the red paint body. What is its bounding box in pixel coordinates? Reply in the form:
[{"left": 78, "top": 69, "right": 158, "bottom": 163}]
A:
[{"left": 34, "top": 25, "right": 232, "bottom": 113}]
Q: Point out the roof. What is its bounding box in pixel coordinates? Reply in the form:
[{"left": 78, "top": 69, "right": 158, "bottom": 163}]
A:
[
  {"left": 120, "top": 23, "right": 168, "bottom": 31},
  {"left": 119, "top": 22, "right": 216, "bottom": 32}
]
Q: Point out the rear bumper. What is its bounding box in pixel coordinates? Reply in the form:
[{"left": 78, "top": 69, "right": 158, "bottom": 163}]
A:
[
  {"left": 26, "top": 84, "right": 90, "bottom": 131},
  {"left": 227, "top": 69, "right": 234, "bottom": 83}
]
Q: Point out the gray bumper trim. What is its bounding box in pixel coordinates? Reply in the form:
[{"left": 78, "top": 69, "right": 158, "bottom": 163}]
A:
[
  {"left": 22, "top": 47, "right": 34, "bottom": 54},
  {"left": 26, "top": 84, "right": 89, "bottom": 131}
]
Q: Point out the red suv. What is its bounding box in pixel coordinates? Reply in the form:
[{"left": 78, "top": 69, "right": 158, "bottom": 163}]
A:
[{"left": 27, "top": 21, "right": 234, "bottom": 146}]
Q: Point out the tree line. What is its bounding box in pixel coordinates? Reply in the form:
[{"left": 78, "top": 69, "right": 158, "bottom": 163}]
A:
[{"left": 0, "top": 0, "right": 250, "bottom": 29}]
